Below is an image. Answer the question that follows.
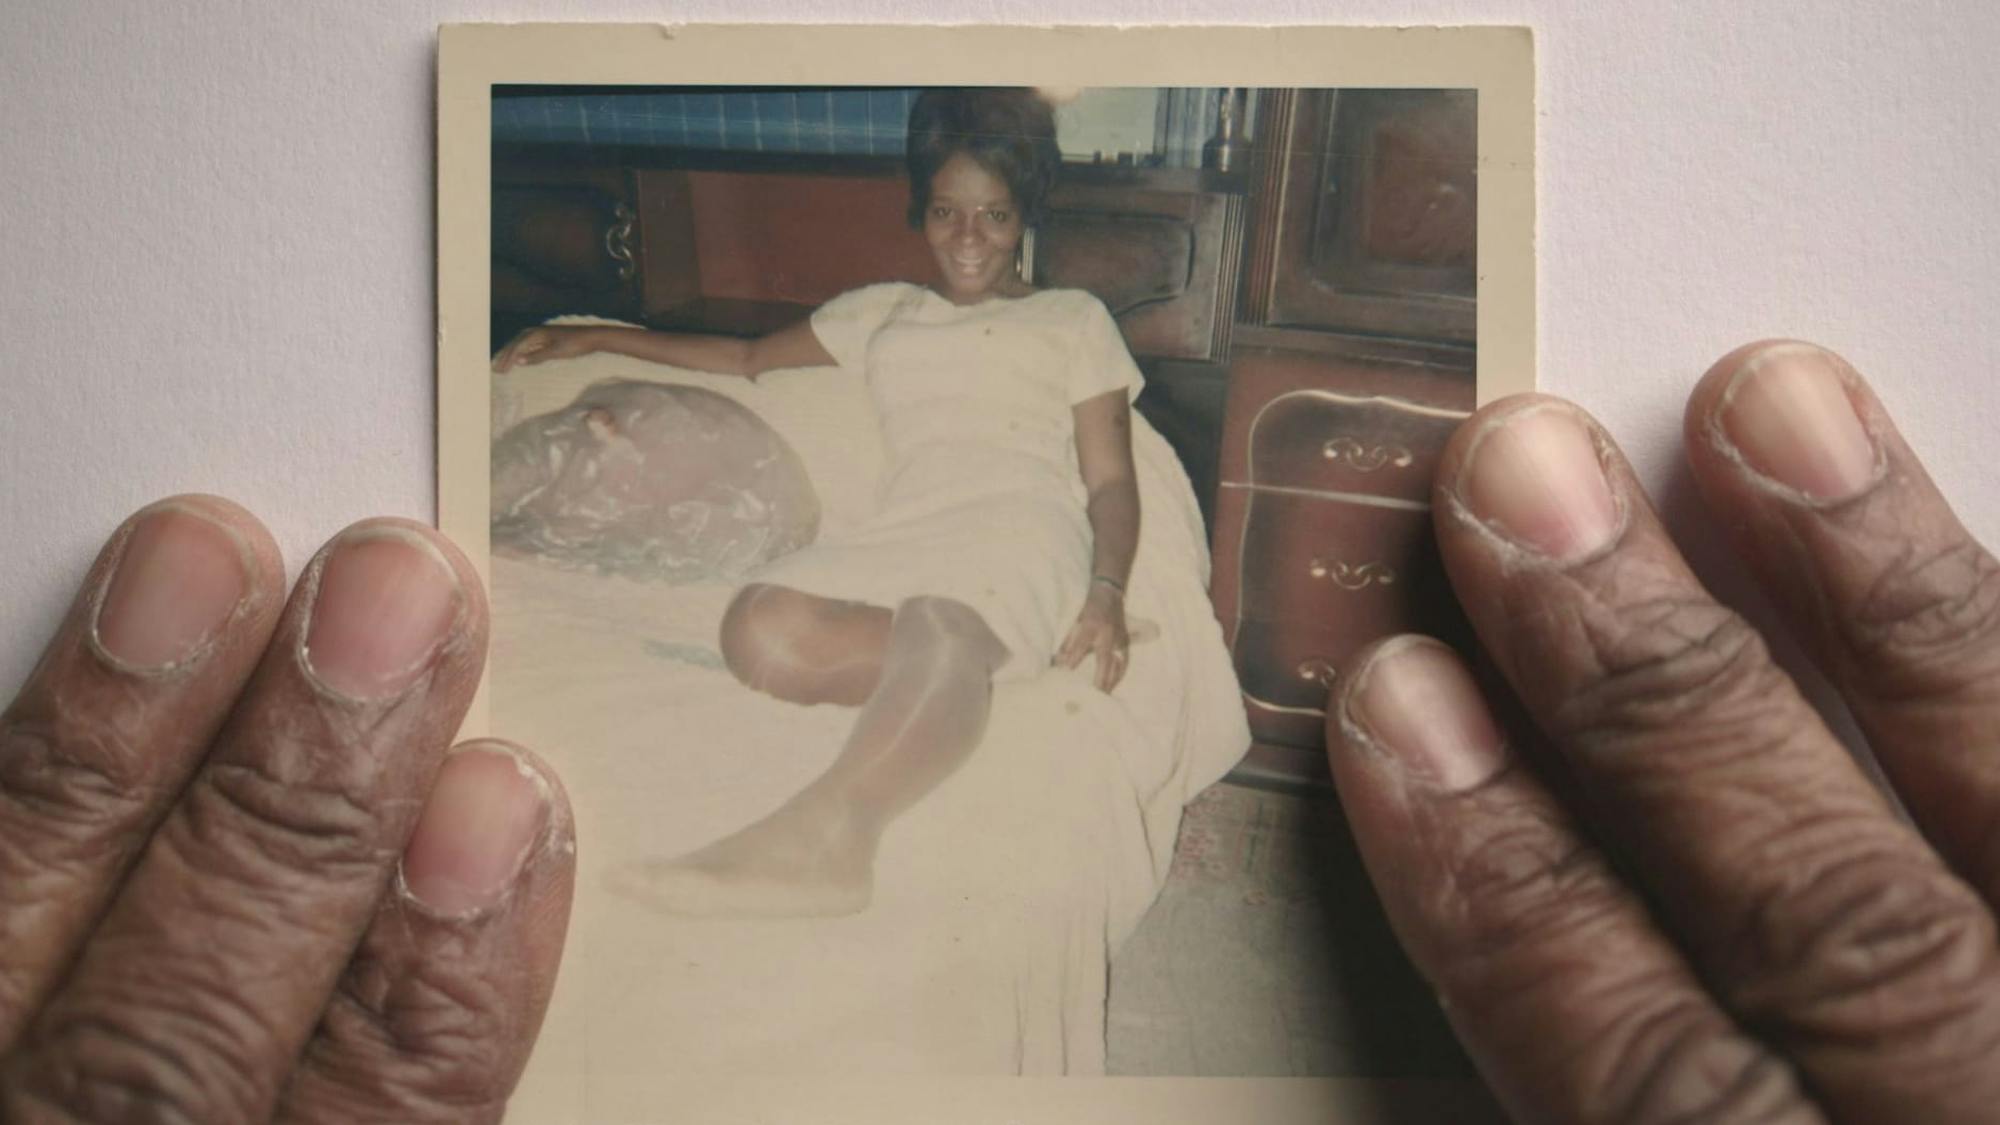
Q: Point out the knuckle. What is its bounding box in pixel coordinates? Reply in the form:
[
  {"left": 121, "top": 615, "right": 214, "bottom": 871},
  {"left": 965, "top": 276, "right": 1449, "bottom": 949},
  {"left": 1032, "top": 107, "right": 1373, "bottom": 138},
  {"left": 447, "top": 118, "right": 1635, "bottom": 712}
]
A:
[
  {"left": 1554, "top": 595, "right": 1798, "bottom": 763},
  {"left": 184, "top": 758, "right": 388, "bottom": 878},
  {"left": 1843, "top": 537, "right": 2000, "bottom": 694},
  {"left": 309, "top": 954, "right": 514, "bottom": 1116},
  {"left": 0, "top": 711, "right": 149, "bottom": 827},
  {"left": 8, "top": 1002, "right": 263, "bottom": 1125},
  {"left": 0, "top": 715, "right": 155, "bottom": 889},
  {"left": 1430, "top": 783, "right": 1628, "bottom": 960},
  {"left": 1589, "top": 996, "right": 1806, "bottom": 1125},
  {"left": 1729, "top": 829, "right": 2000, "bottom": 1065},
  {"left": 1420, "top": 793, "right": 1817, "bottom": 1122}
]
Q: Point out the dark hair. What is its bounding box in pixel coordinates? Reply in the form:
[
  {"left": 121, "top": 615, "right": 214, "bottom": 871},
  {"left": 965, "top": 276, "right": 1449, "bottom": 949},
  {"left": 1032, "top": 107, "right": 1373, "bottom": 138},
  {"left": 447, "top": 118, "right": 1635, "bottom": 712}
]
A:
[{"left": 905, "top": 88, "right": 1061, "bottom": 230}]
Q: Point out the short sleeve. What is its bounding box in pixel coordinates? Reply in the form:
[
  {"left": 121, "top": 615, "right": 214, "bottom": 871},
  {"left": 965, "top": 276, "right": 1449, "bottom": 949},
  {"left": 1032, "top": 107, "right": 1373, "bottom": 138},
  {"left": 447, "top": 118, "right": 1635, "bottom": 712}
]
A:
[
  {"left": 809, "top": 283, "right": 906, "bottom": 371},
  {"left": 1066, "top": 296, "right": 1146, "bottom": 405}
]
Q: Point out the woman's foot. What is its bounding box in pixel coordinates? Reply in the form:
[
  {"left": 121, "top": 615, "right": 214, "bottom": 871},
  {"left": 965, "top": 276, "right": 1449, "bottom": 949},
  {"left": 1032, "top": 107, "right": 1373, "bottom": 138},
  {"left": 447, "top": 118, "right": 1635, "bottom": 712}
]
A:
[{"left": 606, "top": 797, "right": 878, "bottom": 918}]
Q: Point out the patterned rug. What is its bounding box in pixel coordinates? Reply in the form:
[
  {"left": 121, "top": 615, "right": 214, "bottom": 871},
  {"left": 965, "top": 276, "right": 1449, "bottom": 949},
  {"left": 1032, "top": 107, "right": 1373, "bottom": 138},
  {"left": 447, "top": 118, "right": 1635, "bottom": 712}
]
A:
[{"left": 1105, "top": 782, "right": 1475, "bottom": 1078}]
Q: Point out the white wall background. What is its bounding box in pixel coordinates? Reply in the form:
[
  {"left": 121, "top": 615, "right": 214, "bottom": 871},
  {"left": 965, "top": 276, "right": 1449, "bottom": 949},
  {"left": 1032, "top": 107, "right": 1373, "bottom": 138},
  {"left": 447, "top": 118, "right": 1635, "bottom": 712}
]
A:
[{"left": 4, "top": 1, "right": 1996, "bottom": 698}]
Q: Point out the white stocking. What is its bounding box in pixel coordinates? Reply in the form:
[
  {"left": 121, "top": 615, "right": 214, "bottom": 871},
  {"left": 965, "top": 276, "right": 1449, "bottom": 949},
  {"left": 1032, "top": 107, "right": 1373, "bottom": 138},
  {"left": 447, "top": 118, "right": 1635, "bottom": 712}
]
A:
[
  {"left": 805, "top": 594, "right": 1007, "bottom": 823},
  {"left": 610, "top": 595, "right": 1009, "bottom": 917}
]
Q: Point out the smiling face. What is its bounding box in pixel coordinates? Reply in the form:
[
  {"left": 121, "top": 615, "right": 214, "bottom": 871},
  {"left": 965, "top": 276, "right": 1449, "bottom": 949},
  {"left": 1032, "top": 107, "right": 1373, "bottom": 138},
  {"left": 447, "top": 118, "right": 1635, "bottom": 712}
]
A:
[{"left": 922, "top": 152, "right": 1029, "bottom": 305}]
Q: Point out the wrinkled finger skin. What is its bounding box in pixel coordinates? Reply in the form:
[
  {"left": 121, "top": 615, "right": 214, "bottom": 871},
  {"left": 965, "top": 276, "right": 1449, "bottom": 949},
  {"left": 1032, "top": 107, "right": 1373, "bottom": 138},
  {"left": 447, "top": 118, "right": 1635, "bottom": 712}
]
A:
[
  {"left": 0, "top": 520, "right": 489, "bottom": 1124},
  {"left": 279, "top": 742, "right": 576, "bottom": 1124},
  {"left": 0, "top": 497, "right": 285, "bottom": 1051},
  {"left": 1328, "top": 638, "right": 1824, "bottom": 1125},
  {"left": 1401, "top": 377, "right": 2000, "bottom": 1120},
  {"left": 1684, "top": 342, "right": 2000, "bottom": 907}
]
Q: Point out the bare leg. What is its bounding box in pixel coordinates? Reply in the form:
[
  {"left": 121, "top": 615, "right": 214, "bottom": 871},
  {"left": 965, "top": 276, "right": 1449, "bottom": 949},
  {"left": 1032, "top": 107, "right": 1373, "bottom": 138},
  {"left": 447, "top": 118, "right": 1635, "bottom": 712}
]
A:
[
  {"left": 611, "top": 594, "right": 1009, "bottom": 917},
  {"left": 716, "top": 583, "right": 893, "bottom": 707}
]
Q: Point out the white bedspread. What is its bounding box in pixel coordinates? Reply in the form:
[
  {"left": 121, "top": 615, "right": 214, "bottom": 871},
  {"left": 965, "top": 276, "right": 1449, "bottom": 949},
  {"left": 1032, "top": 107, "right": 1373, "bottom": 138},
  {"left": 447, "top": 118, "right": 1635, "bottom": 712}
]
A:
[{"left": 495, "top": 349, "right": 1247, "bottom": 1114}]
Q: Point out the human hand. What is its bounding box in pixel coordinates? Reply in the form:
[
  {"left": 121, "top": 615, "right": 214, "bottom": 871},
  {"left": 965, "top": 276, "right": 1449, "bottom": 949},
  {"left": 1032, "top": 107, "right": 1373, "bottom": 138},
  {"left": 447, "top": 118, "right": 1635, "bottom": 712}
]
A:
[
  {"left": 1329, "top": 341, "right": 2000, "bottom": 1123},
  {"left": 0, "top": 496, "right": 576, "bottom": 1123},
  {"left": 1056, "top": 582, "right": 1130, "bottom": 693},
  {"left": 492, "top": 325, "right": 598, "bottom": 373}
]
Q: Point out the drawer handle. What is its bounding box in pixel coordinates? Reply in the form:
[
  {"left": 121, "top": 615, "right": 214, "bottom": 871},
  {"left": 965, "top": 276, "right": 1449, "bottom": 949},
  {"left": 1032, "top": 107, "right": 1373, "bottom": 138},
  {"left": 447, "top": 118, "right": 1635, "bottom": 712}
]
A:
[
  {"left": 605, "top": 202, "right": 638, "bottom": 282},
  {"left": 1322, "top": 437, "right": 1414, "bottom": 473},
  {"left": 1296, "top": 659, "right": 1337, "bottom": 689},
  {"left": 1308, "top": 557, "right": 1398, "bottom": 590}
]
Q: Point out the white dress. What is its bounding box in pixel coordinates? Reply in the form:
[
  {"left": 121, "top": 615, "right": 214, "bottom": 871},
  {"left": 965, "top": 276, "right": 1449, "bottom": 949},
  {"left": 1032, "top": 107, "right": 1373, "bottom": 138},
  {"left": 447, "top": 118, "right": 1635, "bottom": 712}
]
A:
[{"left": 746, "top": 282, "right": 1144, "bottom": 680}]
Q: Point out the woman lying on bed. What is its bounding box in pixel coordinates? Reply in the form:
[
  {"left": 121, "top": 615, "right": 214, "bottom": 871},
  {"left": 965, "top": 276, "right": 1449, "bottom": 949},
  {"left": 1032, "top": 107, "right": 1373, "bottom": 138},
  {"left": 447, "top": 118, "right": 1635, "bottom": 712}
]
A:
[{"left": 491, "top": 88, "right": 1144, "bottom": 919}]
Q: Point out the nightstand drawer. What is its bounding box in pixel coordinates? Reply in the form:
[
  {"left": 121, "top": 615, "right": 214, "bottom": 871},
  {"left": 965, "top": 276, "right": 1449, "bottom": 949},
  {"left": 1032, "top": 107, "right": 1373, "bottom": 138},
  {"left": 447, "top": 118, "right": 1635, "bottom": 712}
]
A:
[
  {"left": 1232, "top": 620, "right": 1355, "bottom": 749},
  {"left": 1232, "top": 490, "right": 1442, "bottom": 626},
  {"left": 1240, "top": 388, "right": 1464, "bottom": 505},
  {"left": 1232, "top": 613, "right": 1476, "bottom": 751},
  {"left": 1218, "top": 346, "right": 1471, "bottom": 504}
]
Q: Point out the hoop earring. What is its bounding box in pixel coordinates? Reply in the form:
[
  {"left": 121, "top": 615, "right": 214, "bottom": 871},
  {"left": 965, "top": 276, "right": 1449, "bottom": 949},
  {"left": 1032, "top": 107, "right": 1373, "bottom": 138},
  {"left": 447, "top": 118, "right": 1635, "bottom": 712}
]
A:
[{"left": 1015, "top": 229, "right": 1036, "bottom": 282}]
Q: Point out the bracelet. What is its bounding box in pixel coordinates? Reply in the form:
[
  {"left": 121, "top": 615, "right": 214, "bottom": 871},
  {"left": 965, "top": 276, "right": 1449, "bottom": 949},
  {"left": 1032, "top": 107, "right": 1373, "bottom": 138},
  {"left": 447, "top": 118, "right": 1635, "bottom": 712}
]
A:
[{"left": 1090, "top": 574, "right": 1126, "bottom": 597}]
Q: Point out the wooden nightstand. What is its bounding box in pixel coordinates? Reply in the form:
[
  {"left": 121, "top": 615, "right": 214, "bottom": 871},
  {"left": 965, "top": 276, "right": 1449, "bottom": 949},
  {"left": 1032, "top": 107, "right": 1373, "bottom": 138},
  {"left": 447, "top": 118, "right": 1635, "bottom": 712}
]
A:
[
  {"left": 1214, "top": 86, "right": 1481, "bottom": 789},
  {"left": 1211, "top": 332, "right": 1474, "bottom": 788}
]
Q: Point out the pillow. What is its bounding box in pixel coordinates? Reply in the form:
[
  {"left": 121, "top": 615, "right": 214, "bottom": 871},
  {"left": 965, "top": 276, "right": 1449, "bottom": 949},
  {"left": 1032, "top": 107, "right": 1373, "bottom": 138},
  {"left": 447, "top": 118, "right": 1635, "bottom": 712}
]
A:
[
  {"left": 492, "top": 316, "right": 887, "bottom": 536},
  {"left": 491, "top": 380, "right": 819, "bottom": 583}
]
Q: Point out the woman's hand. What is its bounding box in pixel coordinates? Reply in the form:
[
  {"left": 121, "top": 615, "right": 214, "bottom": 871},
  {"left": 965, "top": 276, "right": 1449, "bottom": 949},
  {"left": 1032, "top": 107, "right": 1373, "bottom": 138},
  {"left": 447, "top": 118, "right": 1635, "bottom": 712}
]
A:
[
  {"left": 1056, "top": 582, "right": 1130, "bottom": 693},
  {"left": 1330, "top": 341, "right": 2000, "bottom": 1123},
  {"left": 0, "top": 497, "right": 575, "bottom": 1123},
  {"left": 492, "top": 325, "right": 599, "bottom": 372}
]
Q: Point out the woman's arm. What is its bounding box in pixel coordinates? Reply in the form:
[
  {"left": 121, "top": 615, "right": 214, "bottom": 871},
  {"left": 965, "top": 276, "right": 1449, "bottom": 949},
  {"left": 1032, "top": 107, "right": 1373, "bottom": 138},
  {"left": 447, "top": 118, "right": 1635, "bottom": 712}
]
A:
[
  {"left": 1056, "top": 388, "right": 1141, "bottom": 691},
  {"left": 492, "top": 316, "right": 836, "bottom": 379},
  {"left": 1072, "top": 389, "right": 1141, "bottom": 589}
]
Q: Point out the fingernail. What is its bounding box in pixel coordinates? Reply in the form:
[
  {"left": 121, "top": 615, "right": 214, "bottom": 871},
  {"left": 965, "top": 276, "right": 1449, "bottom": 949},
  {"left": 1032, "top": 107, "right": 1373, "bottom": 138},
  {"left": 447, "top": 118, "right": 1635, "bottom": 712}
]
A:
[
  {"left": 1716, "top": 344, "right": 1882, "bottom": 503},
  {"left": 1456, "top": 402, "right": 1622, "bottom": 561},
  {"left": 302, "top": 526, "right": 461, "bottom": 700},
  {"left": 401, "top": 744, "right": 552, "bottom": 916},
  {"left": 93, "top": 504, "right": 251, "bottom": 672},
  {"left": 1341, "top": 637, "right": 1506, "bottom": 792}
]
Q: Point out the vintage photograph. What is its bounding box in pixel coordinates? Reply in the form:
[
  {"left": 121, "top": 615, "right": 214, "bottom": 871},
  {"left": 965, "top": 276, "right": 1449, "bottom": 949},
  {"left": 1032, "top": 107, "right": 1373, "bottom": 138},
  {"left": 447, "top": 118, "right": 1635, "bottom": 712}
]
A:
[{"left": 439, "top": 24, "right": 1533, "bottom": 1122}]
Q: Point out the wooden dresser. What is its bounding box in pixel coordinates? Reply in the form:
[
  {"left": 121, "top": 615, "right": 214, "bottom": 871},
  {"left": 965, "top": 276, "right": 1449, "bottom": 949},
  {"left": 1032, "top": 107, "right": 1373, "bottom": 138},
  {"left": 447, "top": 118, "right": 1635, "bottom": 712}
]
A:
[{"left": 1211, "top": 89, "right": 1478, "bottom": 787}]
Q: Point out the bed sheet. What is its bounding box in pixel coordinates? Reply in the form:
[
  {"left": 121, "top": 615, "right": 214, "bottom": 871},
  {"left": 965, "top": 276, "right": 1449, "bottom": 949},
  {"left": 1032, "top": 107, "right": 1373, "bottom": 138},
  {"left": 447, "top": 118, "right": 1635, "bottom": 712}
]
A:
[{"left": 495, "top": 349, "right": 1248, "bottom": 1110}]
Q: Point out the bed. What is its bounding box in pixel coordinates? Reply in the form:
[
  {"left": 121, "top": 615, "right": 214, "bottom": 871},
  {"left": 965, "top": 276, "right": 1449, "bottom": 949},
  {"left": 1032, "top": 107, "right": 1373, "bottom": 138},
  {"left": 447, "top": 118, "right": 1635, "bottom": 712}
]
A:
[{"left": 491, "top": 318, "right": 1250, "bottom": 1104}]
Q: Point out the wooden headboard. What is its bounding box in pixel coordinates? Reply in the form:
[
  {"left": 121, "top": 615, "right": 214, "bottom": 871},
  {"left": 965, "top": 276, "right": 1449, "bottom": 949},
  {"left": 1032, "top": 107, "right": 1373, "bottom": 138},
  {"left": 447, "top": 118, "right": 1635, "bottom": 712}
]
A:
[{"left": 492, "top": 145, "right": 1247, "bottom": 363}]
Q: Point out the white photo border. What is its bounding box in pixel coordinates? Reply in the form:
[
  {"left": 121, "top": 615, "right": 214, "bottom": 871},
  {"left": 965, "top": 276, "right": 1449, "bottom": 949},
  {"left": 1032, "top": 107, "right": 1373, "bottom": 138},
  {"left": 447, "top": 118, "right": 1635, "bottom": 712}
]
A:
[{"left": 439, "top": 23, "right": 1533, "bottom": 1124}]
